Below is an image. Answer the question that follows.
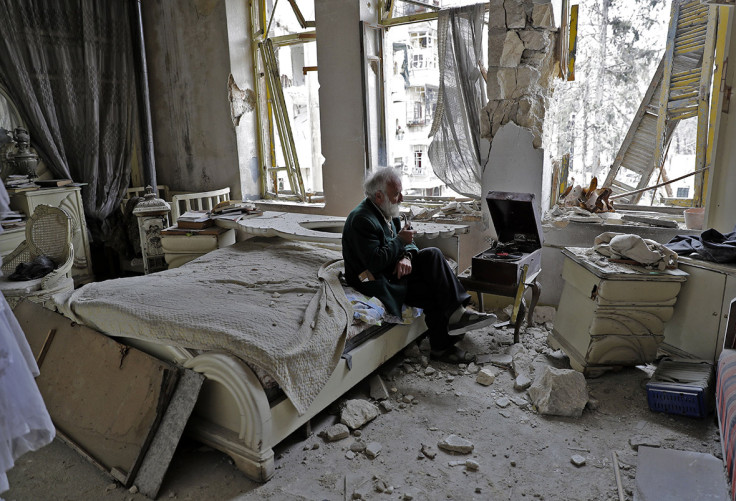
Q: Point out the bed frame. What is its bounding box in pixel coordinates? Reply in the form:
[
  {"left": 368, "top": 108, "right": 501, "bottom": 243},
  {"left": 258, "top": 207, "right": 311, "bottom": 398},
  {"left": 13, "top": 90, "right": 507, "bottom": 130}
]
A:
[{"left": 120, "top": 317, "right": 426, "bottom": 481}]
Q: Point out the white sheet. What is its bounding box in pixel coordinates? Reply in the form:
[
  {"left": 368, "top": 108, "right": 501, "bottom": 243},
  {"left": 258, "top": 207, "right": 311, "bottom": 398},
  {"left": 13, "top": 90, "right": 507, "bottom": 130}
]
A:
[{"left": 57, "top": 238, "right": 352, "bottom": 415}]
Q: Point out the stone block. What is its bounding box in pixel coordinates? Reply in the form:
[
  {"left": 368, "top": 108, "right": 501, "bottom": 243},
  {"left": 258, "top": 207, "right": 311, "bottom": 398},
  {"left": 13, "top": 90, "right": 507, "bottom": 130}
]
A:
[
  {"left": 438, "top": 434, "right": 474, "bottom": 454},
  {"left": 497, "top": 68, "right": 517, "bottom": 99},
  {"left": 341, "top": 399, "right": 380, "bottom": 429},
  {"left": 488, "top": 30, "right": 509, "bottom": 66},
  {"left": 500, "top": 31, "right": 525, "bottom": 67},
  {"left": 519, "top": 29, "right": 549, "bottom": 51},
  {"left": 532, "top": 3, "right": 555, "bottom": 29},
  {"left": 513, "top": 65, "right": 541, "bottom": 98},
  {"left": 488, "top": 0, "right": 506, "bottom": 29},
  {"left": 504, "top": 0, "right": 527, "bottom": 29},
  {"left": 528, "top": 366, "right": 588, "bottom": 417}
]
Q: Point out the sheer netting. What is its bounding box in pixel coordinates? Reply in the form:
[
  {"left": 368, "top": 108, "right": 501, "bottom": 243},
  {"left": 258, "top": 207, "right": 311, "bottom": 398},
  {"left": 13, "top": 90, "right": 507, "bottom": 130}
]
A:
[
  {"left": 428, "top": 4, "right": 487, "bottom": 199},
  {"left": 0, "top": 0, "right": 139, "bottom": 242},
  {"left": 0, "top": 179, "right": 54, "bottom": 495}
]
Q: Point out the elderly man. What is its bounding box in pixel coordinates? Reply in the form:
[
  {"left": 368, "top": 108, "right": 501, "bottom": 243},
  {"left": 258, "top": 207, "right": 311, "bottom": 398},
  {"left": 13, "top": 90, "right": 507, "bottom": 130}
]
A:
[{"left": 342, "top": 167, "right": 495, "bottom": 360}]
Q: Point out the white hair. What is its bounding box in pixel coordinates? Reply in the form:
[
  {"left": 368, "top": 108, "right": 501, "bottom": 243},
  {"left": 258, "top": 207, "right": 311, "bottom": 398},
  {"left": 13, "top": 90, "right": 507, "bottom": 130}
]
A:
[{"left": 364, "top": 167, "right": 401, "bottom": 201}]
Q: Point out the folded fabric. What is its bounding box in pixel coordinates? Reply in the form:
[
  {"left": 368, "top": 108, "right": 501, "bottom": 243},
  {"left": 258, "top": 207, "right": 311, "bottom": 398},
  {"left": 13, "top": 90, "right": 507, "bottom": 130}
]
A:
[
  {"left": 665, "top": 229, "right": 736, "bottom": 263},
  {"left": 343, "top": 286, "right": 421, "bottom": 326},
  {"left": 7, "top": 255, "right": 57, "bottom": 281},
  {"left": 593, "top": 232, "right": 678, "bottom": 270}
]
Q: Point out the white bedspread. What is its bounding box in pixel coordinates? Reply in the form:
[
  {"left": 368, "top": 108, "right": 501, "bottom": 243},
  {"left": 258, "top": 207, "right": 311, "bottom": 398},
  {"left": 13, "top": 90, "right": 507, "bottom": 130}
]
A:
[{"left": 57, "top": 238, "right": 351, "bottom": 415}]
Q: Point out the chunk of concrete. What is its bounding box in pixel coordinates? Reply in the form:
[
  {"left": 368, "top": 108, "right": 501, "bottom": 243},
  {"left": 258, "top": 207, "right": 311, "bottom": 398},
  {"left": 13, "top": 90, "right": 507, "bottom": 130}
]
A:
[
  {"left": 476, "top": 368, "right": 496, "bottom": 386},
  {"left": 369, "top": 374, "right": 390, "bottom": 401},
  {"left": 527, "top": 366, "right": 588, "bottom": 417},
  {"left": 341, "top": 399, "right": 380, "bottom": 430},
  {"left": 531, "top": 305, "right": 556, "bottom": 325},
  {"left": 365, "top": 442, "right": 382, "bottom": 459},
  {"left": 438, "top": 434, "right": 474, "bottom": 454},
  {"left": 488, "top": 0, "right": 506, "bottom": 29},
  {"left": 326, "top": 423, "right": 350, "bottom": 442},
  {"left": 514, "top": 374, "right": 533, "bottom": 391},
  {"left": 571, "top": 454, "right": 586, "bottom": 467}
]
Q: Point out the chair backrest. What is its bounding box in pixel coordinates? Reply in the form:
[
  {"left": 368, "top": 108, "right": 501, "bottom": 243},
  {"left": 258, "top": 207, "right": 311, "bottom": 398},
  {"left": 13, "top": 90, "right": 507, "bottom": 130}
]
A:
[
  {"left": 27, "top": 205, "right": 73, "bottom": 265},
  {"left": 170, "top": 187, "right": 231, "bottom": 221}
]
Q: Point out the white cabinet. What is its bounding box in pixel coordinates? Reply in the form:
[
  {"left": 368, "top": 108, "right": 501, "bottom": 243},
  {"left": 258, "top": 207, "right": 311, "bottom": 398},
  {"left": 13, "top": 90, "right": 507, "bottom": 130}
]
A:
[
  {"left": 8, "top": 187, "right": 93, "bottom": 284},
  {"left": 664, "top": 258, "right": 736, "bottom": 361}
]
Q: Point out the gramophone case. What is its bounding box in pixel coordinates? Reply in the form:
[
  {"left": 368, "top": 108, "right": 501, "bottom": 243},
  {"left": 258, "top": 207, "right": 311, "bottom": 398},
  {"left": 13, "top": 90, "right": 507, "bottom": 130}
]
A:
[{"left": 471, "top": 191, "right": 543, "bottom": 286}]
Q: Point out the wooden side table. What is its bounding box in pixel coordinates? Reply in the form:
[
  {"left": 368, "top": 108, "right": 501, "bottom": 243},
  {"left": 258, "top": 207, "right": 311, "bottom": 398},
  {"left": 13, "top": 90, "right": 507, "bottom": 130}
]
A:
[{"left": 459, "top": 265, "right": 541, "bottom": 343}]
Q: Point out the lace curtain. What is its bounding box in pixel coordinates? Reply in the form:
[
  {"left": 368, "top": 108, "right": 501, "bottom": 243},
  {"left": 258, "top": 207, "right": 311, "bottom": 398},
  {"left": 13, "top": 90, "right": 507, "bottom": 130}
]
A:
[
  {"left": 0, "top": 0, "right": 138, "bottom": 241},
  {"left": 428, "top": 4, "right": 487, "bottom": 199}
]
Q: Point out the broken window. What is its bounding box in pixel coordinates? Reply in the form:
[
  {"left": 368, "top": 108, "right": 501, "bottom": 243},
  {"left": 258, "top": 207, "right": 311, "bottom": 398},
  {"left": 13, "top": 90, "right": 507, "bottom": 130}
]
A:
[{"left": 250, "top": 0, "right": 320, "bottom": 202}]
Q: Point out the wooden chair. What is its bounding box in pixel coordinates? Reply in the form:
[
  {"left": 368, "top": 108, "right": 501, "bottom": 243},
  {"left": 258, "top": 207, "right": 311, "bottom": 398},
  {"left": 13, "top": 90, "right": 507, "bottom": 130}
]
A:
[
  {"left": 170, "top": 188, "right": 231, "bottom": 221},
  {"left": 0, "top": 204, "right": 74, "bottom": 309}
]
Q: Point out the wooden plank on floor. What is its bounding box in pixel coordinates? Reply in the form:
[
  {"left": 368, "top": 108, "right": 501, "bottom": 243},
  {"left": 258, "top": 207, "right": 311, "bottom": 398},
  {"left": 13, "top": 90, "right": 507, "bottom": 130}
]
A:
[{"left": 14, "top": 300, "right": 179, "bottom": 487}]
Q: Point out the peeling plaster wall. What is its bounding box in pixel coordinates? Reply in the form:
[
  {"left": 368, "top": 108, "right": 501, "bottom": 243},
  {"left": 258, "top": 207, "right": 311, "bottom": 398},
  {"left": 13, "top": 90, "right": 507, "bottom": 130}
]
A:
[{"left": 142, "top": 0, "right": 258, "bottom": 200}]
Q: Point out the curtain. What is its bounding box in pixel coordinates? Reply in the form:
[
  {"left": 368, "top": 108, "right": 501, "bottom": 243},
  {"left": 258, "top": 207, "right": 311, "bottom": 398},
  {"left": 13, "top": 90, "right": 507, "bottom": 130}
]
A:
[
  {"left": 428, "top": 4, "right": 486, "bottom": 199},
  {"left": 0, "top": 0, "right": 137, "bottom": 242}
]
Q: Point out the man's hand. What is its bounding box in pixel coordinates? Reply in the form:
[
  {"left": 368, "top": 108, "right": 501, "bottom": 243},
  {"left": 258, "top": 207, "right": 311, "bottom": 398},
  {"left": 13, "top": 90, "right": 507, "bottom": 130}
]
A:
[
  {"left": 394, "top": 257, "right": 412, "bottom": 279},
  {"left": 398, "top": 226, "right": 416, "bottom": 245}
]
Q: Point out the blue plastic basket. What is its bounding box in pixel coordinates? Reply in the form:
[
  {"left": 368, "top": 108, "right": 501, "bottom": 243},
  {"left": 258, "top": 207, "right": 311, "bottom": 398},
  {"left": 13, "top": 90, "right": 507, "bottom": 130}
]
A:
[{"left": 646, "top": 382, "right": 707, "bottom": 418}]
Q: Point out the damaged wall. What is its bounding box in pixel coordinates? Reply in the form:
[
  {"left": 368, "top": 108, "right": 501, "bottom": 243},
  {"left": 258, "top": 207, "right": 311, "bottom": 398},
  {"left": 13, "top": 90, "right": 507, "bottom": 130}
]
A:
[
  {"left": 141, "top": 0, "right": 259, "bottom": 200},
  {"left": 481, "top": 0, "right": 557, "bottom": 149}
]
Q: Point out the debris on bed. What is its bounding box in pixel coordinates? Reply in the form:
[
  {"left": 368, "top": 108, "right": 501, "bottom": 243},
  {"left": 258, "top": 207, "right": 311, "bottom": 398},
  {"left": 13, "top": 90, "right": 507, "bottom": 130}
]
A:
[{"left": 405, "top": 199, "right": 482, "bottom": 223}]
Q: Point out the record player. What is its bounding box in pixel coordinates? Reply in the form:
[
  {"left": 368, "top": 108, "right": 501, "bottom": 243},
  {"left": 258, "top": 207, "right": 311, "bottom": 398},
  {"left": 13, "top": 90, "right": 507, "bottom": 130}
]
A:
[{"left": 471, "top": 191, "right": 543, "bottom": 286}]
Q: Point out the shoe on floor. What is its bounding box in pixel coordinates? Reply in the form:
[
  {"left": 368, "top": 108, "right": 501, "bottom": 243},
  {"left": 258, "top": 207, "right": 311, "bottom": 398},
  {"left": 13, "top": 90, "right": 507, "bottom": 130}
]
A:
[
  {"left": 429, "top": 345, "right": 470, "bottom": 364},
  {"left": 448, "top": 310, "right": 497, "bottom": 336}
]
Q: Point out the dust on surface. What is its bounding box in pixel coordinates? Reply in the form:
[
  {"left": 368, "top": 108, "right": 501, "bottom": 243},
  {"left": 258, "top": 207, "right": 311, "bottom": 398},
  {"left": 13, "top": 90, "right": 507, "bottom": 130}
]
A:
[{"left": 6, "top": 315, "right": 721, "bottom": 501}]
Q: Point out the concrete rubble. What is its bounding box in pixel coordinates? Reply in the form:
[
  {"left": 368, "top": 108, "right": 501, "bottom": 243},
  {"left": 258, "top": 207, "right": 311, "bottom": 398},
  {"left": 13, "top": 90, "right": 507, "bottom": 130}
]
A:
[
  {"left": 341, "top": 399, "right": 380, "bottom": 429},
  {"left": 438, "top": 435, "right": 474, "bottom": 454},
  {"left": 528, "top": 366, "right": 589, "bottom": 417}
]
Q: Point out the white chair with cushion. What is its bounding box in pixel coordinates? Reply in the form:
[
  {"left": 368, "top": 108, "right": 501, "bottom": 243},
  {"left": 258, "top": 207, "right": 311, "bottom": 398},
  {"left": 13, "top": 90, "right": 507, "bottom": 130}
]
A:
[
  {"left": 0, "top": 204, "right": 74, "bottom": 309},
  {"left": 170, "top": 187, "right": 231, "bottom": 221}
]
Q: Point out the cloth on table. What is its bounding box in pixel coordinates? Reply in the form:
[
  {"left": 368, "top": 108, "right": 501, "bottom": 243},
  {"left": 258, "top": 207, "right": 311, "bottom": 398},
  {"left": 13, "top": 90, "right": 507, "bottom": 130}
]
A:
[
  {"left": 0, "top": 293, "right": 55, "bottom": 494},
  {"left": 593, "top": 232, "right": 678, "bottom": 270},
  {"left": 665, "top": 228, "right": 736, "bottom": 264},
  {"left": 56, "top": 237, "right": 352, "bottom": 416}
]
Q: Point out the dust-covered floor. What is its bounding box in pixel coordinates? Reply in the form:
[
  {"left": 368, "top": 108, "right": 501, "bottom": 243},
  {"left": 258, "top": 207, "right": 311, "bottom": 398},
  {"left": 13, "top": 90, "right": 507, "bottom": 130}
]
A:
[{"left": 5, "top": 317, "right": 723, "bottom": 501}]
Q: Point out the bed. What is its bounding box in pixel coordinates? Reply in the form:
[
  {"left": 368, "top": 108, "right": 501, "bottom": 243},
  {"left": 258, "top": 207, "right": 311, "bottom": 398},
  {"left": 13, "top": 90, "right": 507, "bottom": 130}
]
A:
[{"left": 53, "top": 236, "right": 427, "bottom": 482}]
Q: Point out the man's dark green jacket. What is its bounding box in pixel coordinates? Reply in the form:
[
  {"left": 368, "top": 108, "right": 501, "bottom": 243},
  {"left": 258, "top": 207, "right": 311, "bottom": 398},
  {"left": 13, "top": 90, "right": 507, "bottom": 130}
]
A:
[{"left": 342, "top": 198, "right": 418, "bottom": 317}]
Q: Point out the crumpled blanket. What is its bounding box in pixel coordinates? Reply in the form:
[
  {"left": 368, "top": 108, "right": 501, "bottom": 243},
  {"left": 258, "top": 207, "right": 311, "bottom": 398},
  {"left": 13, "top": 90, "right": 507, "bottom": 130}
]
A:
[
  {"left": 56, "top": 237, "right": 352, "bottom": 416},
  {"left": 665, "top": 229, "right": 736, "bottom": 263},
  {"left": 593, "top": 232, "right": 678, "bottom": 270}
]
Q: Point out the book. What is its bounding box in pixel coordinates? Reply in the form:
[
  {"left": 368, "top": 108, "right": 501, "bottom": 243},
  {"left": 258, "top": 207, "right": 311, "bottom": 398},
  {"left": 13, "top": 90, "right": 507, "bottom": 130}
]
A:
[
  {"left": 35, "top": 179, "right": 73, "bottom": 187},
  {"left": 176, "top": 210, "right": 213, "bottom": 230},
  {"left": 6, "top": 185, "right": 40, "bottom": 194}
]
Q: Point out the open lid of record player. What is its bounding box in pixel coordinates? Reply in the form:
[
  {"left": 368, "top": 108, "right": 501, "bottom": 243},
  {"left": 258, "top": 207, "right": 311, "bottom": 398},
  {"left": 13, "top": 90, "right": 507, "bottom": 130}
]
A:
[{"left": 485, "top": 191, "right": 543, "bottom": 250}]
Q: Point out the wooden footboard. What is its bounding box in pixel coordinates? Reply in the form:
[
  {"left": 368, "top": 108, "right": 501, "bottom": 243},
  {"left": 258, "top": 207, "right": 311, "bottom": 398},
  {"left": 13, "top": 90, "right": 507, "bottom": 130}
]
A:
[{"left": 123, "top": 317, "right": 427, "bottom": 483}]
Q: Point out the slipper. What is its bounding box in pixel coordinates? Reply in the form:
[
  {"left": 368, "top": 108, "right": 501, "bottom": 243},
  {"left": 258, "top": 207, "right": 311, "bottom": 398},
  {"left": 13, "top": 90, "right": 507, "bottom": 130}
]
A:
[{"left": 448, "top": 310, "right": 497, "bottom": 336}]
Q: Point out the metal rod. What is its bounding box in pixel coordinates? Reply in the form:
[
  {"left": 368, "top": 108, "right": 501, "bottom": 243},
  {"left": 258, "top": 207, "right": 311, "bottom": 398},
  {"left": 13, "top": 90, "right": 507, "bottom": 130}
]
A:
[
  {"left": 612, "top": 451, "right": 625, "bottom": 501},
  {"left": 609, "top": 166, "right": 709, "bottom": 200},
  {"left": 133, "top": 0, "right": 156, "bottom": 189}
]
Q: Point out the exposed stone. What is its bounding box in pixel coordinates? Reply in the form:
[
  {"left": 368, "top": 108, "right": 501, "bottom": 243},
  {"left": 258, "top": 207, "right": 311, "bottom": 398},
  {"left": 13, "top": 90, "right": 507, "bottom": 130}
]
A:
[
  {"left": 341, "top": 399, "right": 380, "bottom": 429},
  {"left": 346, "top": 450, "right": 356, "bottom": 460},
  {"left": 532, "top": 3, "right": 555, "bottom": 28},
  {"left": 488, "top": 30, "right": 509, "bottom": 66},
  {"left": 467, "top": 362, "right": 480, "bottom": 374},
  {"left": 369, "top": 374, "right": 390, "bottom": 401},
  {"left": 500, "top": 31, "right": 525, "bottom": 67},
  {"left": 404, "top": 343, "right": 422, "bottom": 359},
  {"left": 528, "top": 367, "right": 589, "bottom": 417},
  {"left": 326, "top": 423, "right": 350, "bottom": 442},
  {"left": 402, "top": 394, "right": 415, "bottom": 404},
  {"left": 513, "top": 65, "right": 540, "bottom": 98},
  {"left": 532, "top": 305, "right": 556, "bottom": 325},
  {"left": 476, "top": 368, "right": 496, "bottom": 386},
  {"left": 519, "top": 29, "right": 549, "bottom": 51},
  {"left": 504, "top": 0, "right": 526, "bottom": 29},
  {"left": 515, "top": 374, "right": 533, "bottom": 391},
  {"left": 629, "top": 436, "right": 662, "bottom": 451},
  {"left": 496, "top": 397, "right": 511, "bottom": 408},
  {"left": 488, "top": 0, "right": 506, "bottom": 29},
  {"left": 438, "top": 434, "right": 474, "bottom": 454},
  {"left": 421, "top": 443, "right": 437, "bottom": 459},
  {"left": 350, "top": 441, "right": 366, "bottom": 453},
  {"left": 497, "top": 68, "right": 517, "bottom": 99},
  {"left": 365, "top": 442, "right": 382, "bottom": 459},
  {"left": 403, "top": 487, "right": 423, "bottom": 500},
  {"left": 465, "top": 459, "right": 480, "bottom": 471},
  {"left": 491, "top": 353, "right": 514, "bottom": 368},
  {"left": 571, "top": 454, "right": 586, "bottom": 467},
  {"left": 424, "top": 366, "right": 436, "bottom": 376}
]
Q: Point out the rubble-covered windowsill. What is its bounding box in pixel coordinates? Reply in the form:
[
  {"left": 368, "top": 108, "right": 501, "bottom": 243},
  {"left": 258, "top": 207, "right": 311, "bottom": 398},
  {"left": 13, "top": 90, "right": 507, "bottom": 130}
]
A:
[{"left": 543, "top": 205, "right": 701, "bottom": 233}]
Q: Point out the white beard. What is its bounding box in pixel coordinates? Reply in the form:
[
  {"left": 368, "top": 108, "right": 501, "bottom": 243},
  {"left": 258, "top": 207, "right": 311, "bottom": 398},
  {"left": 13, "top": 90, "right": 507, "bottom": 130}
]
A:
[{"left": 378, "top": 198, "right": 401, "bottom": 218}]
